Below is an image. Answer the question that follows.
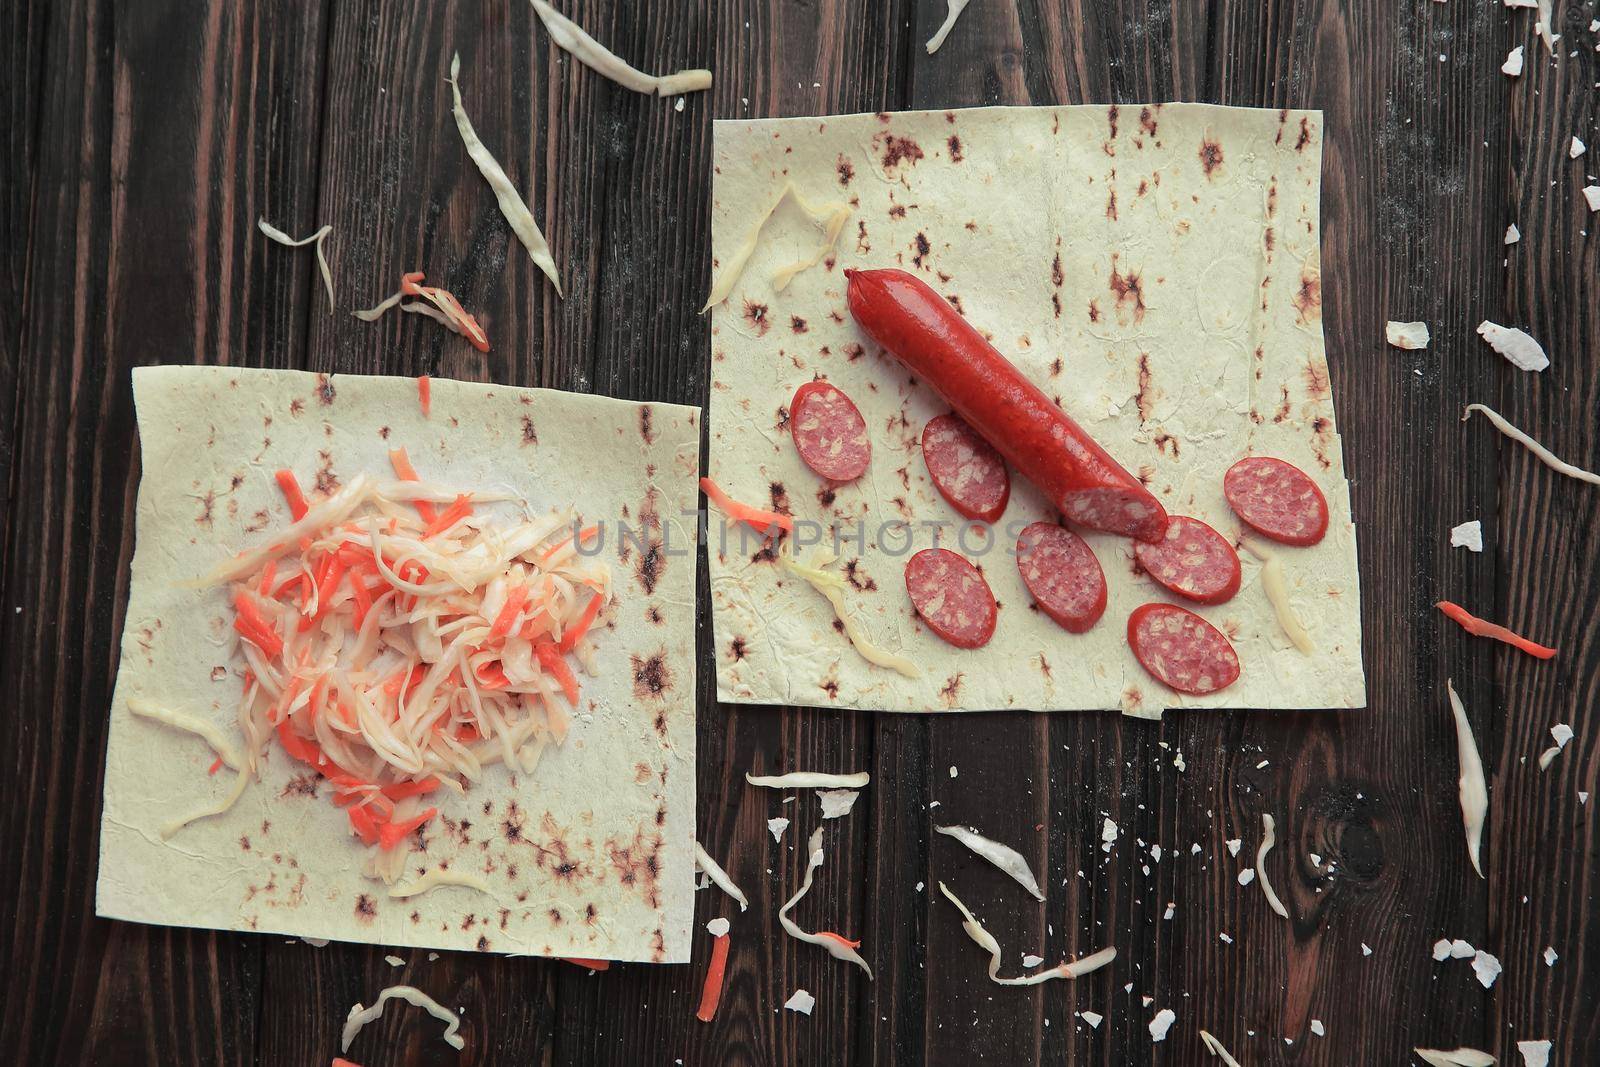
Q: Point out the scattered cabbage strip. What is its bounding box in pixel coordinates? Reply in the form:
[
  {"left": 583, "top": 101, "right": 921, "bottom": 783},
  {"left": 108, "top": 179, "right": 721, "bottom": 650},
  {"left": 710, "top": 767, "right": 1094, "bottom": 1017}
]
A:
[
  {"left": 1242, "top": 539, "right": 1313, "bottom": 653},
  {"left": 701, "top": 183, "right": 850, "bottom": 310},
  {"left": 1385, "top": 320, "right": 1430, "bottom": 350},
  {"left": 161, "top": 767, "right": 251, "bottom": 839},
  {"left": 1464, "top": 403, "right": 1600, "bottom": 486},
  {"left": 818, "top": 789, "right": 860, "bottom": 819},
  {"left": 1476, "top": 320, "right": 1549, "bottom": 372},
  {"left": 1256, "top": 813, "right": 1289, "bottom": 919},
  {"left": 926, "top": 0, "right": 974, "bottom": 54},
  {"left": 937, "top": 881, "right": 1115, "bottom": 985},
  {"left": 1199, "top": 1030, "right": 1244, "bottom": 1066},
  {"left": 258, "top": 218, "right": 334, "bottom": 309},
  {"left": 1446, "top": 679, "right": 1488, "bottom": 879},
  {"left": 695, "top": 932, "right": 731, "bottom": 1022},
  {"left": 693, "top": 841, "right": 749, "bottom": 912},
  {"left": 778, "top": 546, "right": 921, "bottom": 678},
  {"left": 780, "top": 828, "right": 873, "bottom": 979},
  {"left": 935, "top": 824, "right": 1046, "bottom": 901},
  {"left": 354, "top": 272, "right": 491, "bottom": 351},
  {"left": 530, "top": 0, "right": 711, "bottom": 96},
  {"left": 388, "top": 867, "right": 494, "bottom": 899},
  {"left": 1436, "top": 600, "right": 1557, "bottom": 659},
  {"left": 127, "top": 696, "right": 243, "bottom": 771},
  {"left": 746, "top": 770, "right": 871, "bottom": 789},
  {"left": 1517, "top": 1038, "right": 1552, "bottom": 1067},
  {"left": 341, "top": 985, "right": 465, "bottom": 1052},
  {"left": 448, "top": 53, "right": 562, "bottom": 297},
  {"left": 1414, "top": 1049, "right": 1495, "bottom": 1067}
]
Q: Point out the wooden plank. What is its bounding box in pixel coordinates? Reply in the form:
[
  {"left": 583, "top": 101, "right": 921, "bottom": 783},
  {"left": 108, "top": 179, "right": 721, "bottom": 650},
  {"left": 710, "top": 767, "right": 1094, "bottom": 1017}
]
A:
[
  {"left": 1485, "top": 5, "right": 1600, "bottom": 1063},
  {"left": 0, "top": 0, "right": 319, "bottom": 1063},
  {"left": 0, "top": 0, "right": 48, "bottom": 532}
]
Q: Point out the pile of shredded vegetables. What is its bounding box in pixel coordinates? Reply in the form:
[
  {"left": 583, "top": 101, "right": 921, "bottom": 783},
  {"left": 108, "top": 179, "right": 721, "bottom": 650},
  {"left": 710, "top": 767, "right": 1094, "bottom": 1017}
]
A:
[{"left": 196, "top": 447, "right": 608, "bottom": 881}]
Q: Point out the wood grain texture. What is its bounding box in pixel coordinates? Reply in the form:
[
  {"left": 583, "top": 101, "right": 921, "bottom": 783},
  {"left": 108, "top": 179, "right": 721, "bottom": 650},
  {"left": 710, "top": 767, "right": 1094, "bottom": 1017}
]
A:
[{"left": 2, "top": 1, "right": 1597, "bottom": 1065}]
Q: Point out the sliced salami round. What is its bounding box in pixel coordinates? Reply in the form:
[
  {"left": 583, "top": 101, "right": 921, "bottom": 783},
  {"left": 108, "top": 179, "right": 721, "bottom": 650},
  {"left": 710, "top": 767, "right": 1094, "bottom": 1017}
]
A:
[
  {"left": 790, "top": 380, "right": 871, "bottom": 482},
  {"left": 1127, "top": 603, "right": 1240, "bottom": 695},
  {"left": 921, "top": 413, "right": 1010, "bottom": 523},
  {"left": 1133, "top": 516, "right": 1241, "bottom": 605},
  {"left": 1223, "top": 456, "right": 1329, "bottom": 547},
  {"left": 1016, "top": 522, "right": 1106, "bottom": 633},
  {"left": 904, "top": 548, "right": 996, "bottom": 649}
]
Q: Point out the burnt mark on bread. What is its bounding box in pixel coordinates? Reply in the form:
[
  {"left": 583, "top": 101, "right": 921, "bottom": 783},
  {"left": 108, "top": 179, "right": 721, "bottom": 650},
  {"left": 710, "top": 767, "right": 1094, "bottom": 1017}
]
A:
[
  {"left": 947, "top": 135, "right": 964, "bottom": 162},
  {"left": 742, "top": 299, "right": 771, "bottom": 336},
  {"left": 1199, "top": 137, "right": 1224, "bottom": 178},
  {"left": 639, "top": 405, "right": 655, "bottom": 444},
  {"left": 1109, "top": 257, "right": 1147, "bottom": 325},
  {"left": 631, "top": 651, "right": 673, "bottom": 701}
]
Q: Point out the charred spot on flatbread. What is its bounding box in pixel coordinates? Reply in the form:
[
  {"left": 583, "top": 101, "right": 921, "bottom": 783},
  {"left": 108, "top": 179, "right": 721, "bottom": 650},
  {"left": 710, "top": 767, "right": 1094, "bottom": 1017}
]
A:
[
  {"left": 939, "top": 673, "right": 964, "bottom": 706},
  {"left": 742, "top": 299, "right": 770, "bottom": 336},
  {"left": 280, "top": 773, "right": 319, "bottom": 798},
  {"left": 816, "top": 485, "right": 836, "bottom": 508},
  {"left": 1311, "top": 417, "right": 1334, "bottom": 469},
  {"left": 502, "top": 800, "right": 526, "bottom": 844},
  {"left": 1295, "top": 116, "right": 1313, "bottom": 151},
  {"left": 843, "top": 342, "right": 864, "bottom": 362},
  {"left": 520, "top": 414, "right": 538, "bottom": 444},
  {"left": 856, "top": 219, "right": 870, "bottom": 254},
  {"left": 634, "top": 540, "right": 662, "bottom": 595},
  {"left": 947, "top": 135, "right": 964, "bottom": 162},
  {"left": 354, "top": 893, "right": 377, "bottom": 923},
  {"left": 912, "top": 232, "right": 931, "bottom": 269},
  {"left": 1109, "top": 259, "right": 1147, "bottom": 325},
  {"left": 819, "top": 676, "right": 840, "bottom": 700},
  {"left": 1293, "top": 269, "right": 1322, "bottom": 324},
  {"left": 632, "top": 652, "right": 673, "bottom": 701},
  {"left": 1139, "top": 107, "right": 1159, "bottom": 137},
  {"left": 639, "top": 405, "right": 655, "bottom": 444},
  {"left": 875, "top": 132, "right": 925, "bottom": 174},
  {"left": 314, "top": 450, "right": 338, "bottom": 494},
  {"left": 790, "top": 315, "right": 808, "bottom": 334},
  {"left": 1135, "top": 354, "right": 1154, "bottom": 423},
  {"left": 1272, "top": 384, "right": 1292, "bottom": 424},
  {"left": 837, "top": 154, "right": 854, "bottom": 185},
  {"left": 1106, "top": 104, "right": 1120, "bottom": 140},
  {"left": 534, "top": 815, "right": 586, "bottom": 882},
  {"left": 315, "top": 374, "right": 336, "bottom": 405},
  {"left": 844, "top": 559, "right": 876, "bottom": 591},
  {"left": 195, "top": 489, "right": 216, "bottom": 527},
  {"left": 646, "top": 605, "right": 664, "bottom": 625},
  {"left": 607, "top": 827, "right": 663, "bottom": 908},
  {"left": 1199, "top": 137, "right": 1224, "bottom": 177},
  {"left": 1037, "top": 654, "right": 1052, "bottom": 679},
  {"left": 1050, "top": 357, "right": 1063, "bottom": 377},
  {"left": 1106, "top": 189, "right": 1118, "bottom": 221},
  {"left": 1154, "top": 433, "right": 1179, "bottom": 458},
  {"left": 1304, "top": 358, "right": 1330, "bottom": 400},
  {"left": 289, "top": 398, "right": 305, "bottom": 417}
]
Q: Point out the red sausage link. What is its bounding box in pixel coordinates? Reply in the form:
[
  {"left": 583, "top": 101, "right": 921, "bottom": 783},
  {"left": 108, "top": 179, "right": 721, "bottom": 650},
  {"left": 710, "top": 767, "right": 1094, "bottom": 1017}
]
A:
[
  {"left": 904, "top": 548, "right": 996, "bottom": 649},
  {"left": 846, "top": 268, "right": 1168, "bottom": 541},
  {"left": 1015, "top": 522, "right": 1107, "bottom": 633},
  {"left": 1223, "top": 456, "right": 1329, "bottom": 546},
  {"left": 1133, "top": 516, "right": 1242, "bottom": 605},
  {"left": 922, "top": 413, "right": 1010, "bottom": 523},
  {"left": 1127, "top": 603, "right": 1240, "bottom": 695},
  {"left": 790, "top": 380, "right": 871, "bottom": 482}
]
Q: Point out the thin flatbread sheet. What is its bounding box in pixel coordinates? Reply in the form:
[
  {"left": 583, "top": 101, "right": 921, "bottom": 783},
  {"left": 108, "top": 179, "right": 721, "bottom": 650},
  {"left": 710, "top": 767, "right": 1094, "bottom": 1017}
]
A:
[
  {"left": 707, "top": 105, "right": 1364, "bottom": 713},
  {"left": 98, "top": 366, "right": 700, "bottom": 962}
]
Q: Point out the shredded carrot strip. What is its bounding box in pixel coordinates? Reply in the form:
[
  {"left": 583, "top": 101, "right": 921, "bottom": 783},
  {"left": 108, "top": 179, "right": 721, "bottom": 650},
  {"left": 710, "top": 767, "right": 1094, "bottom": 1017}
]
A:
[
  {"left": 699, "top": 476, "right": 794, "bottom": 535},
  {"left": 490, "top": 586, "right": 529, "bottom": 639},
  {"left": 418, "top": 375, "right": 432, "bottom": 417},
  {"left": 422, "top": 494, "right": 474, "bottom": 538},
  {"left": 333, "top": 1058, "right": 366, "bottom": 1067},
  {"left": 400, "top": 271, "right": 491, "bottom": 352},
  {"left": 232, "top": 592, "right": 283, "bottom": 658},
  {"left": 208, "top": 756, "right": 224, "bottom": 776},
  {"left": 381, "top": 777, "right": 440, "bottom": 801},
  {"left": 387, "top": 446, "right": 439, "bottom": 525},
  {"left": 817, "top": 931, "right": 862, "bottom": 949},
  {"left": 519, "top": 610, "right": 552, "bottom": 641},
  {"left": 695, "top": 934, "right": 732, "bottom": 1023},
  {"left": 560, "top": 958, "right": 611, "bottom": 970},
  {"left": 347, "top": 805, "right": 380, "bottom": 846},
  {"left": 349, "top": 573, "right": 374, "bottom": 628},
  {"left": 1436, "top": 600, "right": 1557, "bottom": 659},
  {"left": 536, "top": 642, "right": 580, "bottom": 705},
  {"left": 275, "top": 469, "right": 310, "bottom": 521},
  {"left": 378, "top": 807, "right": 438, "bottom": 851},
  {"left": 559, "top": 594, "right": 603, "bottom": 653},
  {"left": 258, "top": 559, "right": 277, "bottom": 596}
]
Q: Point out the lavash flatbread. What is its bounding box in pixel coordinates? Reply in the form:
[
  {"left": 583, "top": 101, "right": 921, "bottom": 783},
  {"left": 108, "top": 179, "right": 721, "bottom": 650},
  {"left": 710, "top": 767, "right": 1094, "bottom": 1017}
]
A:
[
  {"left": 707, "top": 104, "right": 1365, "bottom": 714},
  {"left": 97, "top": 367, "right": 700, "bottom": 962}
]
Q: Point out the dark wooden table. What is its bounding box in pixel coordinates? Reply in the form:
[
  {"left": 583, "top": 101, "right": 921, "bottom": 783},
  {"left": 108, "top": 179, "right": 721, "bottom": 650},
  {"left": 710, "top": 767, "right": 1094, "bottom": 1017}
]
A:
[{"left": 4, "top": 1, "right": 1598, "bottom": 1064}]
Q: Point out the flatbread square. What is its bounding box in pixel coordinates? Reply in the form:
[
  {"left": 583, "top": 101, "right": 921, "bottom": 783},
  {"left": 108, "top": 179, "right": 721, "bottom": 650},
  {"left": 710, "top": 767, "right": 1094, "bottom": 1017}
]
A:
[
  {"left": 706, "top": 104, "right": 1364, "bottom": 714},
  {"left": 97, "top": 366, "right": 700, "bottom": 962}
]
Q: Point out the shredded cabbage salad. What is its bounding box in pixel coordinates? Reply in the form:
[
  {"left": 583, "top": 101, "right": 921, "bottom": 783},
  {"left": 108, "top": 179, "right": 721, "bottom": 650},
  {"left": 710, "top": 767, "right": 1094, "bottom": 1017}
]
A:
[{"left": 196, "top": 447, "right": 609, "bottom": 881}]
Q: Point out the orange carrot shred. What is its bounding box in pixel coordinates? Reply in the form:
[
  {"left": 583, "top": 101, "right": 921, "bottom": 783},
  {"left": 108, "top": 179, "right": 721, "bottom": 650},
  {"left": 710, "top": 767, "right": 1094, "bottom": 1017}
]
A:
[
  {"left": 258, "top": 559, "right": 277, "bottom": 596},
  {"left": 1436, "top": 600, "right": 1557, "bottom": 659},
  {"left": 540, "top": 525, "right": 600, "bottom": 563},
  {"left": 422, "top": 494, "right": 474, "bottom": 538},
  {"left": 559, "top": 594, "right": 603, "bottom": 653},
  {"left": 695, "top": 934, "right": 731, "bottom": 1023},
  {"left": 417, "top": 375, "right": 432, "bottom": 417},
  {"left": 275, "top": 469, "right": 310, "bottom": 521},
  {"left": 381, "top": 777, "right": 440, "bottom": 801},
  {"left": 232, "top": 591, "right": 283, "bottom": 659},
  {"left": 347, "top": 805, "right": 380, "bottom": 846},
  {"left": 699, "top": 476, "right": 794, "bottom": 536},
  {"left": 490, "top": 586, "right": 529, "bottom": 639},
  {"left": 817, "top": 931, "right": 862, "bottom": 949},
  {"left": 387, "top": 446, "right": 438, "bottom": 525},
  {"left": 377, "top": 807, "right": 437, "bottom": 851},
  {"left": 560, "top": 957, "right": 611, "bottom": 971},
  {"left": 400, "top": 271, "right": 491, "bottom": 352},
  {"left": 333, "top": 1058, "right": 365, "bottom": 1067},
  {"left": 208, "top": 756, "right": 224, "bottom": 776},
  {"left": 535, "top": 642, "right": 580, "bottom": 705}
]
